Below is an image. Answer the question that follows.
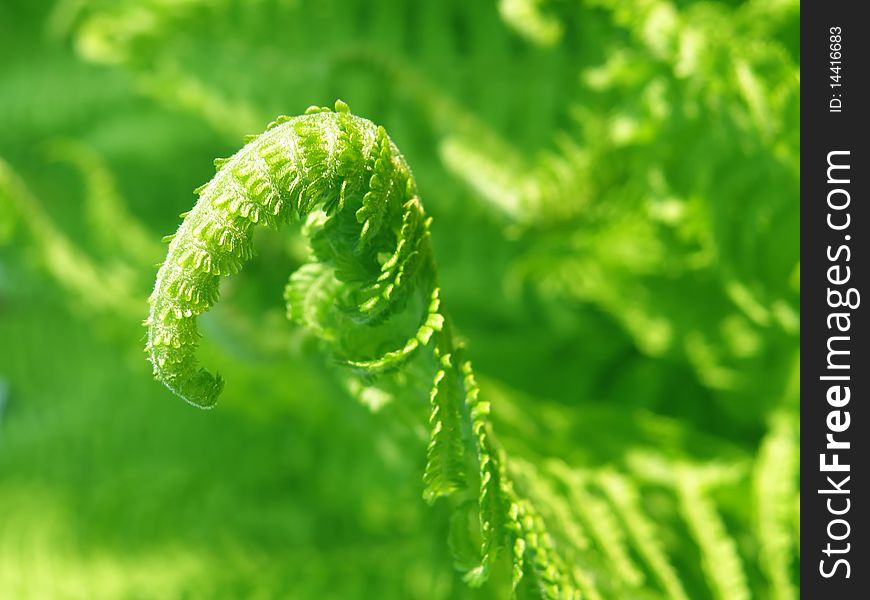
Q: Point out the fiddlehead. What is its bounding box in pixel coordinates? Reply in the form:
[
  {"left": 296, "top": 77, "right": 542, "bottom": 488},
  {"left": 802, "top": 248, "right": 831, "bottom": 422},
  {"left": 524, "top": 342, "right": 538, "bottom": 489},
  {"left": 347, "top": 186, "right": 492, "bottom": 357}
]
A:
[
  {"left": 145, "top": 101, "right": 580, "bottom": 597},
  {"left": 146, "top": 100, "right": 438, "bottom": 408}
]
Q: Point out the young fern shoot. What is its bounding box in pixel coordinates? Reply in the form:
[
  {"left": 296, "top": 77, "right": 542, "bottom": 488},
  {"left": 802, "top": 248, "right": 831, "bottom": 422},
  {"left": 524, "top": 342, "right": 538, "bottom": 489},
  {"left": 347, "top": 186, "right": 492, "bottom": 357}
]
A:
[{"left": 145, "top": 101, "right": 579, "bottom": 598}]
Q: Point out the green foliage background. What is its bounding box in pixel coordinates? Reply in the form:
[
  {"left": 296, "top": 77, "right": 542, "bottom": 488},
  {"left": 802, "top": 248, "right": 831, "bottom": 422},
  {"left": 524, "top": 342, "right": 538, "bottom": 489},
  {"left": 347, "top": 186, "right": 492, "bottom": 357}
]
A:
[{"left": 0, "top": 0, "right": 799, "bottom": 598}]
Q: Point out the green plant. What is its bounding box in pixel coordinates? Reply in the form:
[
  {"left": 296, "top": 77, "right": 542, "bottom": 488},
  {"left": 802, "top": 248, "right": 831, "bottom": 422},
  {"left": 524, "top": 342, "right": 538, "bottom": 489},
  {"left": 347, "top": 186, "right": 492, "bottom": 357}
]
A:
[
  {"left": 146, "top": 101, "right": 579, "bottom": 597},
  {"left": 0, "top": 2, "right": 800, "bottom": 598}
]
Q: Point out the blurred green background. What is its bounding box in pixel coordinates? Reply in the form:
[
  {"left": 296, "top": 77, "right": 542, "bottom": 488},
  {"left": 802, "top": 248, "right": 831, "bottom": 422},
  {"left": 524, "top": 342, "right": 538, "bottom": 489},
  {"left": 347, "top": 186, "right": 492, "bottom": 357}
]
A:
[{"left": 1, "top": 1, "right": 798, "bottom": 598}]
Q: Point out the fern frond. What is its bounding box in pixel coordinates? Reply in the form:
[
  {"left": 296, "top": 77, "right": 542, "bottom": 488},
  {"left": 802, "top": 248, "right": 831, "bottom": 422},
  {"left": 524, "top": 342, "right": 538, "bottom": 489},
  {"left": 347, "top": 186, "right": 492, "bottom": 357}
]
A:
[
  {"left": 676, "top": 465, "right": 751, "bottom": 600},
  {"left": 598, "top": 471, "right": 690, "bottom": 600},
  {"left": 145, "top": 103, "right": 578, "bottom": 596},
  {"left": 510, "top": 498, "right": 579, "bottom": 599},
  {"left": 509, "top": 459, "right": 619, "bottom": 600},
  {"left": 283, "top": 262, "right": 340, "bottom": 341},
  {"left": 547, "top": 463, "right": 644, "bottom": 589},
  {"left": 463, "top": 358, "right": 511, "bottom": 587},
  {"left": 340, "top": 290, "right": 444, "bottom": 374},
  {"left": 0, "top": 157, "right": 138, "bottom": 316},
  {"left": 145, "top": 101, "right": 436, "bottom": 408},
  {"left": 422, "top": 349, "right": 467, "bottom": 504},
  {"left": 460, "top": 364, "right": 581, "bottom": 598},
  {"left": 5, "top": 2, "right": 802, "bottom": 598},
  {"left": 438, "top": 134, "right": 532, "bottom": 221},
  {"left": 136, "top": 67, "right": 264, "bottom": 140},
  {"left": 752, "top": 413, "right": 799, "bottom": 600},
  {"left": 43, "top": 139, "right": 161, "bottom": 264}
]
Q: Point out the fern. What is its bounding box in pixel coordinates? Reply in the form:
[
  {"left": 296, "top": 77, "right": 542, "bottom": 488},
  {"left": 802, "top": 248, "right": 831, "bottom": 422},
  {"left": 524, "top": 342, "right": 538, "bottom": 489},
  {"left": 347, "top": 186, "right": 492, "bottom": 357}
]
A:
[
  {"left": 43, "top": 139, "right": 160, "bottom": 264},
  {"left": 0, "top": 157, "right": 141, "bottom": 317},
  {"left": 752, "top": 413, "right": 799, "bottom": 600},
  {"left": 145, "top": 101, "right": 578, "bottom": 597},
  {"left": 675, "top": 465, "right": 751, "bottom": 600},
  {"left": 2, "top": 2, "right": 801, "bottom": 597},
  {"left": 547, "top": 464, "right": 644, "bottom": 589},
  {"left": 145, "top": 101, "right": 430, "bottom": 407},
  {"left": 598, "top": 471, "right": 690, "bottom": 600}
]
